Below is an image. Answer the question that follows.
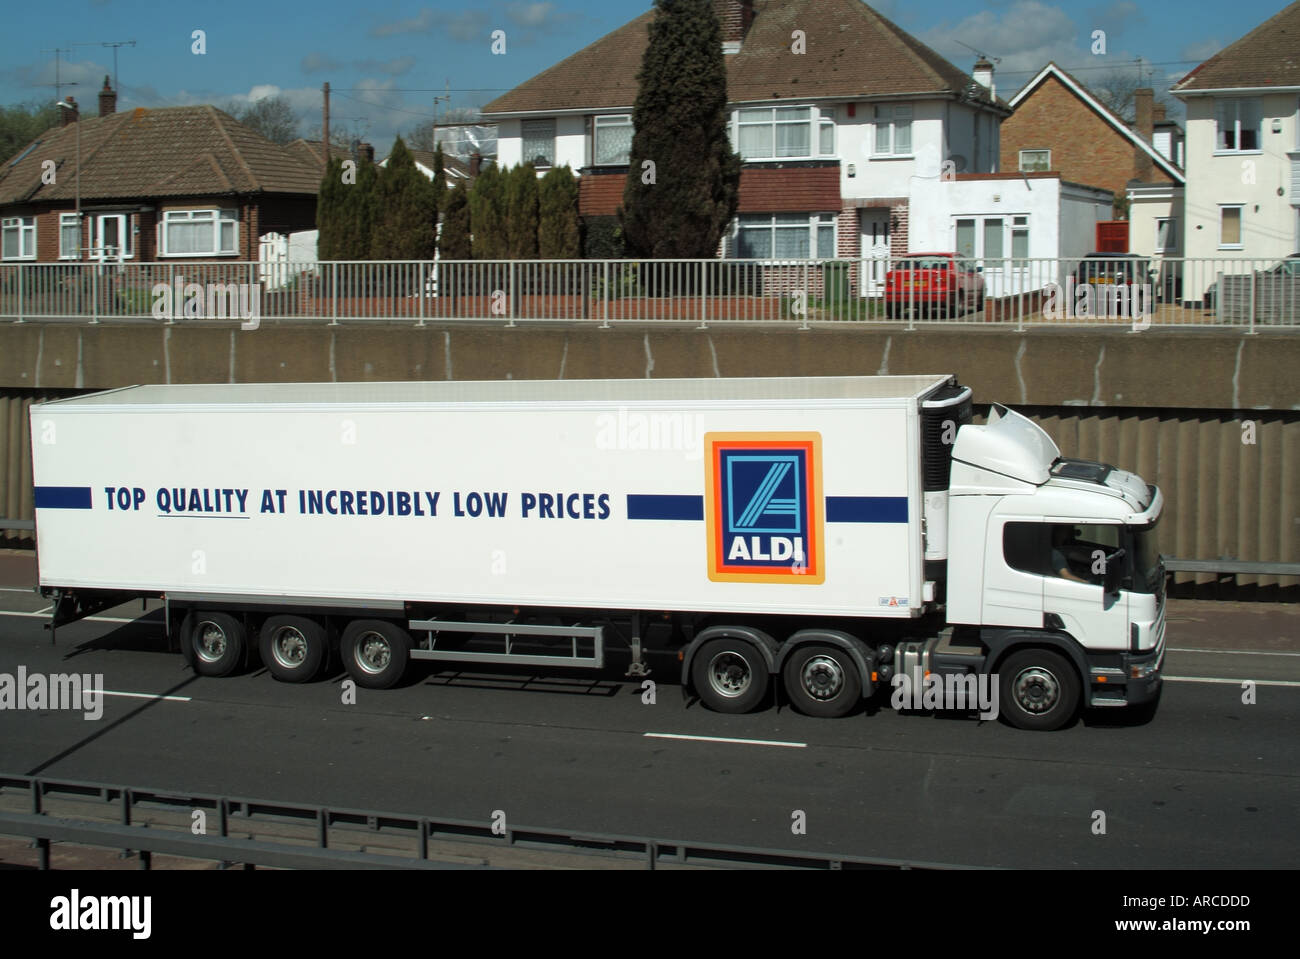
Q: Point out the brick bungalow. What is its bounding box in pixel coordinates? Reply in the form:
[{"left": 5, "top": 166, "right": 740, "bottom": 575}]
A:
[{"left": 0, "top": 78, "right": 321, "bottom": 268}]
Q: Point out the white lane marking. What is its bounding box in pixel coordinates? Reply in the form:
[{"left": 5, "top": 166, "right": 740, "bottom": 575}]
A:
[
  {"left": 100, "top": 690, "right": 192, "bottom": 703},
  {"left": 0, "top": 587, "right": 37, "bottom": 593},
  {"left": 1169, "top": 647, "right": 1300, "bottom": 657},
  {"left": 644, "top": 732, "right": 806, "bottom": 748},
  {"left": 0, "top": 610, "right": 154, "bottom": 624},
  {"left": 1164, "top": 676, "right": 1300, "bottom": 688},
  {"left": 33, "top": 606, "right": 51, "bottom": 615}
]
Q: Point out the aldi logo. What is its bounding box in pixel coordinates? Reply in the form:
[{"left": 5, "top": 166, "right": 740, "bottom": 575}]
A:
[{"left": 705, "top": 432, "right": 824, "bottom": 583}]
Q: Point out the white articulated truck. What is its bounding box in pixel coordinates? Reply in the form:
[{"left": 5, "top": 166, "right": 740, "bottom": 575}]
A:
[{"left": 29, "top": 375, "right": 1165, "bottom": 730}]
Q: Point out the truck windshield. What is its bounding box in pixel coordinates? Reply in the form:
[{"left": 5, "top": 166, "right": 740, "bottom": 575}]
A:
[{"left": 1129, "top": 522, "right": 1163, "bottom": 594}]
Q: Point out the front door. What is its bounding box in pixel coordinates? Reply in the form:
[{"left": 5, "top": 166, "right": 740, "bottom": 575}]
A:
[
  {"left": 94, "top": 214, "right": 129, "bottom": 263},
  {"left": 859, "top": 212, "right": 890, "bottom": 298}
]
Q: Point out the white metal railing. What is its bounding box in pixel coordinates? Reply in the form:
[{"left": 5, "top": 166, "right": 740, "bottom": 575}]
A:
[{"left": 0, "top": 256, "right": 1296, "bottom": 329}]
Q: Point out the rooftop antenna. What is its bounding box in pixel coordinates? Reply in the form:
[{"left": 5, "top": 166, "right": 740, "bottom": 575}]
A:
[
  {"left": 38, "top": 47, "right": 78, "bottom": 102},
  {"left": 953, "top": 40, "right": 1001, "bottom": 64},
  {"left": 73, "top": 40, "right": 137, "bottom": 93}
]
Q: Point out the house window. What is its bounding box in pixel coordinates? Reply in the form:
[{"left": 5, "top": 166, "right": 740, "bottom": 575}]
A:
[
  {"left": 736, "top": 106, "right": 815, "bottom": 159},
  {"left": 872, "top": 104, "right": 912, "bottom": 156},
  {"left": 59, "top": 213, "right": 81, "bottom": 259},
  {"left": 730, "top": 213, "right": 836, "bottom": 258},
  {"left": 161, "top": 208, "right": 239, "bottom": 256},
  {"left": 1215, "top": 99, "right": 1261, "bottom": 152},
  {"left": 955, "top": 215, "right": 1029, "bottom": 263},
  {"left": 1012, "top": 216, "right": 1030, "bottom": 259},
  {"left": 819, "top": 112, "right": 835, "bottom": 155},
  {"left": 593, "top": 115, "right": 633, "bottom": 166},
  {"left": 1219, "top": 205, "right": 1243, "bottom": 248},
  {"left": 521, "top": 119, "right": 556, "bottom": 168},
  {"left": 1, "top": 217, "right": 36, "bottom": 260},
  {"left": 1019, "top": 150, "right": 1050, "bottom": 172},
  {"left": 1155, "top": 217, "right": 1176, "bottom": 252}
]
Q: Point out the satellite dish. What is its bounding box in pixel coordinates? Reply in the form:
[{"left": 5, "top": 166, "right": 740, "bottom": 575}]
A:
[{"left": 948, "top": 155, "right": 968, "bottom": 172}]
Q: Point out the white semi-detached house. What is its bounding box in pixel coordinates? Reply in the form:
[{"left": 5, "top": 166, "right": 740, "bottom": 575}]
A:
[
  {"left": 483, "top": 0, "right": 1016, "bottom": 297},
  {"left": 1171, "top": 0, "right": 1300, "bottom": 297}
]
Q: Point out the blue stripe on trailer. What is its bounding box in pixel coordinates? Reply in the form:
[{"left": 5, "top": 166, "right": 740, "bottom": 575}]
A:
[
  {"left": 826, "top": 496, "right": 908, "bottom": 523},
  {"left": 34, "top": 486, "right": 93, "bottom": 509},
  {"left": 627, "top": 495, "right": 704, "bottom": 521}
]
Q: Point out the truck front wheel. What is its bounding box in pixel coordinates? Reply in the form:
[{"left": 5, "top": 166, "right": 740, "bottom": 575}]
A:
[
  {"left": 998, "top": 649, "right": 1080, "bottom": 731},
  {"left": 782, "top": 645, "right": 862, "bottom": 718},
  {"left": 260, "top": 615, "right": 328, "bottom": 683},
  {"left": 340, "top": 620, "right": 411, "bottom": 689},
  {"left": 691, "top": 638, "right": 770, "bottom": 713},
  {"left": 184, "top": 612, "right": 247, "bottom": 677}
]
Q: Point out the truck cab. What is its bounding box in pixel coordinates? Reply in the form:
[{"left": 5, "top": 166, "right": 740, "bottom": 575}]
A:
[{"left": 941, "top": 405, "right": 1165, "bottom": 726}]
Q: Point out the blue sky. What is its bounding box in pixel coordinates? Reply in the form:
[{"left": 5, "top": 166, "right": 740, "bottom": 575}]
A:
[{"left": 1, "top": 0, "right": 1288, "bottom": 151}]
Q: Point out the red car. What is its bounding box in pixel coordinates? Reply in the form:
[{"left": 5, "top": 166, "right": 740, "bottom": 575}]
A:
[{"left": 884, "top": 253, "right": 985, "bottom": 318}]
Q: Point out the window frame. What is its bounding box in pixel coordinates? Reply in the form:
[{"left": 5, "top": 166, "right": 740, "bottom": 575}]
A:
[
  {"left": 521, "top": 118, "right": 557, "bottom": 169},
  {"left": 1018, "top": 149, "right": 1050, "bottom": 172},
  {"left": 1218, "top": 204, "right": 1244, "bottom": 250},
  {"left": 59, "top": 213, "right": 82, "bottom": 259},
  {"left": 1, "top": 216, "right": 37, "bottom": 261},
  {"left": 1214, "top": 98, "right": 1262, "bottom": 154},
  {"left": 871, "top": 103, "right": 913, "bottom": 157},
  {"left": 727, "top": 212, "right": 837, "bottom": 260},
  {"left": 732, "top": 105, "right": 835, "bottom": 161},
  {"left": 592, "top": 114, "right": 633, "bottom": 167},
  {"left": 90, "top": 213, "right": 134, "bottom": 260},
  {"left": 1154, "top": 216, "right": 1176, "bottom": 253},
  {"left": 159, "top": 208, "right": 240, "bottom": 258}
]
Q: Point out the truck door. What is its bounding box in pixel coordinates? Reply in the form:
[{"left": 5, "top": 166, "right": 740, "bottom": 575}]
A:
[{"left": 1039, "top": 522, "right": 1129, "bottom": 652}]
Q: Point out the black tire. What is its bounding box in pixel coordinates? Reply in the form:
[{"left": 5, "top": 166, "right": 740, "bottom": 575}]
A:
[
  {"left": 339, "top": 619, "right": 411, "bottom": 689},
  {"left": 183, "top": 611, "right": 246, "bottom": 677},
  {"left": 691, "top": 637, "right": 770, "bottom": 714},
  {"left": 885, "top": 301, "right": 897, "bottom": 319},
  {"left": 259, "top": 615, "right": 328, "bottom": 683},
  {"left": 782, "top": 644, "right": 862, "bottom": 718},
  {"left": 998, "top": 649, "right": 1081, "bottom": 731}
]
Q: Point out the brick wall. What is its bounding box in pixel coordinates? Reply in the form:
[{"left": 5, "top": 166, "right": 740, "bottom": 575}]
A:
[{"left": 1000, "top": 75, "right": 1173, "bottom": 198}]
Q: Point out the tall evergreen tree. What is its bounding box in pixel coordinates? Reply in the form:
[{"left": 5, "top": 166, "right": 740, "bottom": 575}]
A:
[
  {"left": 538, "top": 166, "right": 580, "bottom": 259},
  {"left": 505, "top": 163, "right": 540, "bottom": 259},
  {"left": 621, "top": 0, "right": 740, "bottom": 258},
  {"left": 333, "top": 154, "right": 379, "bottom": 261},
  {"left": 439, "top": 182, "right": 473, "bottom": 260},
  {"left": 316, "top": 156, "right": 345, "bottom": 260},
  {"left": 468, "top": 163, "right": 508, "bottom": 260},
  {"left": 371, "top": 137, "right": 438, "bottom": 261},
  {"left": 431, "top": 143, "right": 448, "bottom": 213}
]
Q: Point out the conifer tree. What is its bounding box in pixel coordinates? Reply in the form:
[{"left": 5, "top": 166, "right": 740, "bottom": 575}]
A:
[
  {"left": 371, "top": 137, "right": 437, "bottom": 261},
  {"left": 538, "top": 166, "right": 580, "bottom": 259},
  {"left": 468, "top": 163, "right": 508, "bottom": 260},
  {"left": 506, "top": 163, "right": 540, "bottom": 259}
]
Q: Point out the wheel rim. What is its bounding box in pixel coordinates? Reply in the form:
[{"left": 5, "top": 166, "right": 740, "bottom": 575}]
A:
[
  {"left": 707, "top": 650, "right": 752, "bottom": 699},
  {"left": 1012, "top": 665, "right": 1061, "bottom": 714},
  {"left": 354, "top": 631, "right": 392, "bottom": 675},
  {"left": 271, "top": 626, "right": 308, "bottom": 669},
  {"left": 800, "top": 654, "right": 845, "bottom": 701},
  {"left": 195, "top": 621, "right": 227, "bottom": 663}
]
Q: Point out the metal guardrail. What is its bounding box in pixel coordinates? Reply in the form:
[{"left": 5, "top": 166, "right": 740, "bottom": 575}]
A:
[
  {"left": 1, "top": 256, "right": 1296, "bottom": 329},
  {"left": 0, "top": 519, "right": 34, "bottom": 531},
  {"left": 1161, "top": 556, "right": 1300, "bottom": 576},
  {"left": 0, "top": 773, "right": 961, "bottom": 870}
]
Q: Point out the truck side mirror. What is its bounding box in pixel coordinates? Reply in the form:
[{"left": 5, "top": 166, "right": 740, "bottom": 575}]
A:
[{"left": 1104, "top": 547, "right": 1127, "bottom": 594}]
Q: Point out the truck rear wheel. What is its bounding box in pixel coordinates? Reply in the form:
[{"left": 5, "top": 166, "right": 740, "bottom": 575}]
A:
[
  {"left": 260, "top": 615, "right": 327, "bottom": 683},
  {"left": 184, "top": 611, "right": 246, "bottom": 677},
  {"left": 998, "top": 649, "right": 1080, "bottom": 731},
  {"left": 691, "top": 638, "right": 769, "bottom": 713},
  {"left": 782, "top": 645, "right": 861, "bottom": 718},
  {"left": 340, "top": 620, "right": 411, "bottom": 689}
]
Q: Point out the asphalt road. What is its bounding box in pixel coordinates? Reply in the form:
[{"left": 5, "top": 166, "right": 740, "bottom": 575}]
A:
[{"left": 0, "top": 554, "right": 1296, "bottom": 868}]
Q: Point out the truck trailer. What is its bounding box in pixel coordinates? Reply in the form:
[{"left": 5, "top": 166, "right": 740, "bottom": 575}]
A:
[{"left": 28, "top": 375, "right": 1165, "bottom": 730}]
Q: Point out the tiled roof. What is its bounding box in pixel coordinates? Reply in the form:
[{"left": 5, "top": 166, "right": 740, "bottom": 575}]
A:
[
  {"left": 483, "top": 0, "right": 1005, "bottom": 115},
  {"left": 1173, "top": 1, "right": 1300, "bottom": 92},
  {"left": 578, "top": 171, "right": 628, "bottom": 215},
  {"left": 285, "top": 139, "right": 356, "bottom": 169},
  {"left": 0, "top": 105, "right": 323, "bottom": 206},
  {"left": 737, "top": 166, "right": 840, "bottom": 212}
]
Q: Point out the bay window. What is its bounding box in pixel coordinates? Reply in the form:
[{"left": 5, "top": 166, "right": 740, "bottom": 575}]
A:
[
  {"left": 734, "top": 106, "right": 836, "bottom": 160},
  {"left": 730, "top": 213, "right": 836, "bottom": 258},
  {"left": 161, "top": 208, "right": 239, "bottom": 256}
]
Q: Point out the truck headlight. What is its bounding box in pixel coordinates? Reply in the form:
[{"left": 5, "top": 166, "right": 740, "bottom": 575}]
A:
[{"left": 1130, "top": 661, "right": 1159, "bottom": 680}]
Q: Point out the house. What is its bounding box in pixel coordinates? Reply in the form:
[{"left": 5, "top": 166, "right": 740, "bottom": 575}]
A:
[
  {"left": 482, "top": 0, "right": 1011, "bottom": 295},
  {"left": 1171, "top": 0, "right": 1300, "bottom": 297},
  {"left": 1000, "top": 63, "right": 1184, "bottom": 204},
  {"left": 0, "top": 78, "right": 321, "bottom": 266},
  {"left": 381, "top": 149, "right": 476, "bottom": 184}
]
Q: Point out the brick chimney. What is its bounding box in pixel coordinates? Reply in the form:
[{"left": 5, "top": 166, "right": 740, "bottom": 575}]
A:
[
  {"left": 60, "top": 96, "right": 79, "bottom": 126},
  {"left": 98, "top": 76, "right": 117, "bottom": 117},
  {"left": 1134, "top": 87, "right": 1154, "bottom": 182},
  {"left": 715, "top": 0, "right": 755, "bottom": 53},
  {"left": 1153, "top": 103, "right": 1166, "bottom": 123},
  {"left": 972, "top": 58, "right": 995, "bottom": 99},
  {"left": 470, "top": 152, "right": 482, "bottom": 177},
  {"left": 358, "top": 142, "right": 375, "bottom": 164}
]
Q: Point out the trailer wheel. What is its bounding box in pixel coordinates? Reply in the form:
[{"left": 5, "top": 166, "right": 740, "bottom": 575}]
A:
[
  {"left": 260, "top": 616, "right": 327, "bottom": 683},
  {"left": 184, "top": 612, "right": 246, "bottom": 677},
  {"left": 782, "top": 645, "right": 861, "bottom": 718},
  {"left": 340, "top": 620, "right": 411, "bottom": 689},
  {"left": 692, "top": 639, "right": 769, "bottom": 714},
  {"left": 998, "top": 649, "right": 1080, "bottom": 731}
]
